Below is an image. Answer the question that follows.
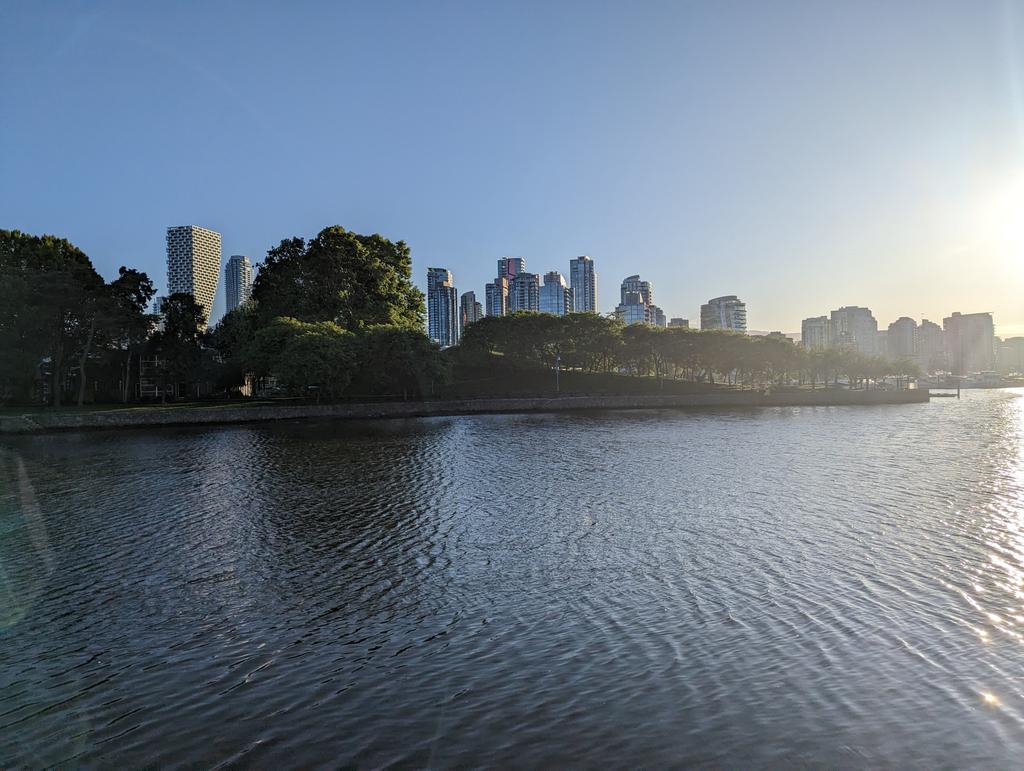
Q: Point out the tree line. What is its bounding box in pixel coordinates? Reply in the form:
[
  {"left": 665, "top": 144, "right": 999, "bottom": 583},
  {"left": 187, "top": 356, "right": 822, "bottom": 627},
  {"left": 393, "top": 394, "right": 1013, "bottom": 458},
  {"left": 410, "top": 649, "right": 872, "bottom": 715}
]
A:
[{"left": 457, "top": 313, "right": 922, "bottom": 389}]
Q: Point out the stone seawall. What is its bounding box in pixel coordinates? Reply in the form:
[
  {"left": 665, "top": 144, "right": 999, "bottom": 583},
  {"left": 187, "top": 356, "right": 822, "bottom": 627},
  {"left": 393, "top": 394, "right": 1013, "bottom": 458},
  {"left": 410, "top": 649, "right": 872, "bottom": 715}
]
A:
[{"left": 0, "top": 389, "right": 930, "bottom": 434}]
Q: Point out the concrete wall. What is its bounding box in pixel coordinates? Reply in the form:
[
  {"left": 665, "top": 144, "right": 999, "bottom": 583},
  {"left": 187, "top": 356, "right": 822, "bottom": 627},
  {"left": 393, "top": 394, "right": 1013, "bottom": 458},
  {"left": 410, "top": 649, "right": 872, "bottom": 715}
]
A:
[{"left": 0, "top": 389, "right": 931, "bottom": 434}]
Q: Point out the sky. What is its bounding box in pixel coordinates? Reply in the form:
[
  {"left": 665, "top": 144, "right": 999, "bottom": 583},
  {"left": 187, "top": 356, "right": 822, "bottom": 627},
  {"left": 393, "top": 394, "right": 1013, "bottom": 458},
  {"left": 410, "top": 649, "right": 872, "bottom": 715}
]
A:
[{"left": 2, "top": 0, "right": 1024, "bottom": 335}]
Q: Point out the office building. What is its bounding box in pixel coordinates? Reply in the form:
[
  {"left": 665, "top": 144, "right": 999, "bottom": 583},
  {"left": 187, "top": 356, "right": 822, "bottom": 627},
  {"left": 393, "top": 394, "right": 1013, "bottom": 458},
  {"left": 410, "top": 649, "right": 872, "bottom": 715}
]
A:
[
  {"left": 829, "top": 306, "right": 877, "bottom": 355},
  {"left": 944, "top": 311, "right": 995, "bottom": 374},
  {"left": 540, "top": 271, "right": 574, "bottom": 315},
  {"left": 225, "top": 255, "right": 253, "bottom": 312},
  {"left": 668, "top": 318, "right": 689, "bottom": 328},
  {"left": 166, "top": 225, "right": 222, "bottom": 327},
  {"left": 569, "top": 255, "right": 597, "bottom": 312},
  {"left": 801, "top": 316, "right": 831, "bottom": 350},
  {"left": 701, "top": 295, "right": 747, "bottom": 332},
  {"left": 427, "top": 267, "right": 458, "bottom": 348},
  {"left": 509, "top": 272, "right": 541, "bottom": 313},
  {"left": 887, "top": 317, "right": 917, "bottom": 359},
  {"left": 485, "top": 277, "right": 509, "bottom": 317},
  {"left": 459, "top": 291, "right": 483, "bottom": 333}
]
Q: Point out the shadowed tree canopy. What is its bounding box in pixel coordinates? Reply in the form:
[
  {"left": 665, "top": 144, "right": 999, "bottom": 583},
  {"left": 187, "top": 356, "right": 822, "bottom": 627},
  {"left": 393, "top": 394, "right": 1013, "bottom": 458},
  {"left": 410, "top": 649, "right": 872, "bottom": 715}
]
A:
[
  {"left": 252, "top": 226, "right": 425, "bottom": 331},
  {"left": 0, "top": 229, "right": 103, "bottom": 404},
  {"left": 147, "top": 293, "right": 208, "bottom": 399},
  {"left": 248, "top": 316, "right": 358, "bottom": 398}
]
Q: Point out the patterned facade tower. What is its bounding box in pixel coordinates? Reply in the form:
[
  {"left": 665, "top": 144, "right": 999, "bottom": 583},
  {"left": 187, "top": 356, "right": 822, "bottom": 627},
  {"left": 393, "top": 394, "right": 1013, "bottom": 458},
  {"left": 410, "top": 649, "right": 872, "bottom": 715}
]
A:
[{"left": 166, "top": 225, "right": 222, "bottom": 327}]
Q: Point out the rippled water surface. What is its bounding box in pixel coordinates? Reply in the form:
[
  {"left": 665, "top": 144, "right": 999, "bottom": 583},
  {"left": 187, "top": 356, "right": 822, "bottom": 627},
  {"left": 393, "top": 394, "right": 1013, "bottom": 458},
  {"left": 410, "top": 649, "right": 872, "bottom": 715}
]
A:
[{"left": 3, "top": 390, "right": 1024, "bottom": 766}]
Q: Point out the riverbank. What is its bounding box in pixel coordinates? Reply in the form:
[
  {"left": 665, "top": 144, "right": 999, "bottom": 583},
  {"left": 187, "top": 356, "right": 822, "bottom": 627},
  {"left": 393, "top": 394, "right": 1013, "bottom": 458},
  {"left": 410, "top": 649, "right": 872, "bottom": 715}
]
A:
[{"left": 0, "top": 389, "right": 930, "bottom": 434}]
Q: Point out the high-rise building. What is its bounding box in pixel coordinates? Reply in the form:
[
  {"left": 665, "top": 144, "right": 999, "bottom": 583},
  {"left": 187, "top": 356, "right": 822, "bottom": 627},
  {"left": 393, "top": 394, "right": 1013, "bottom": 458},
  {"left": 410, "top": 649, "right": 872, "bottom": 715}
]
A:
[
  {"left": 801, "top": 316, "right": 831, "bottom": 350},
  {"left": 615, "top": 303, "right": 650, "bottom": 325},
  {"left": 225, "top": 255, "right": 253, "bottom": 312},
  {"left": 498, "top": 257, "right": 526, "bottom": 281},
  {"left": 876, "top": 330, "right": 889, "bottom": 358},
  {"left": 539, "top": 271, "right": 574, "bottom": 315},
  {"left": 620, "top": 275, "right": 653, "bottom": 306},
  {"left": 649, "top": 305, "right": 667, "bottom": 327},
  {"left": 485, "top": 277, "right": 509, "bottom": 317},
  {"left": 943, "top": 311, "right": 995, "bottom": 374},
  {"left": 668, "top": 318, "right": 689, "bottom": 328},
  {"left": 427, "top": 267, "right": 458, "bottom": 348},
  {"left": 829, "top": 306, "right": 877, "bottom": 354},
  {"left": 166, "top": 225, "right": 222, "bottom": 327},
  {"left": 484, "top": 257, "right": 526, "bottom": 317},
  {"left": 569, "top": 255, "right": 597, "bottom": 312},
  {"left": 701, "top": 295, "right": 747, "bottom": 332},
  {"left": 509, "top": 272, "right": 541, "bottom": 313},
  {"left": 887, "top": 317, "right": 917, "bottom": 359},
  {"left": 917, "top": 319, "right": 945, "bottom": 372},
  {"left": 459, "top": 291, "right": 483, "bottom": 334},
  {"left": 615, "top": 275, "right": 654, "bottom": 326}
]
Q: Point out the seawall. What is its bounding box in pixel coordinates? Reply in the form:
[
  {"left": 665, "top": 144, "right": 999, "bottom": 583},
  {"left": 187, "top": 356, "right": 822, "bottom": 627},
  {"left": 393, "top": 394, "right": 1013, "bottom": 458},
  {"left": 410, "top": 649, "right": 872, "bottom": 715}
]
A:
[{"left": 0, "top": 389, "right": 930, "bottom": 434}]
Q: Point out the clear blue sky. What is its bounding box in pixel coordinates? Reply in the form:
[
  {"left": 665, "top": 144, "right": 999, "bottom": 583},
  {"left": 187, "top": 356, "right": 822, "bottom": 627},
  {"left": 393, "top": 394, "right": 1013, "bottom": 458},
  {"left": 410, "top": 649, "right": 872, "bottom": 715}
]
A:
[{"left": 3, "top": 0, "right": 1023, "bottom": 334}]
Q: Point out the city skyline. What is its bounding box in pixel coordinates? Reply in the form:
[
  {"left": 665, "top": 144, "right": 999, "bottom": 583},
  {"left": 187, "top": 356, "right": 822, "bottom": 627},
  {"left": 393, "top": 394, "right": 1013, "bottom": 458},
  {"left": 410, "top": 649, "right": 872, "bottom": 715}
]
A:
[
  {"left": 158, "top": 224, "right": 1013, "bottom": 347},
  {"left": 4, "top": 3, "right": 1023, "bottom": 336}
]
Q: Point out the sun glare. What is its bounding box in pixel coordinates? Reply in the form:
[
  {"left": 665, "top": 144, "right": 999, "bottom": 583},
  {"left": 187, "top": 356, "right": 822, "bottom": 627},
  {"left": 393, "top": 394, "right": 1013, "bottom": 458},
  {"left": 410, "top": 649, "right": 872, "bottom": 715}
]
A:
[{"left": 973, "top": 174, "right": 1024, "bottom": 279}]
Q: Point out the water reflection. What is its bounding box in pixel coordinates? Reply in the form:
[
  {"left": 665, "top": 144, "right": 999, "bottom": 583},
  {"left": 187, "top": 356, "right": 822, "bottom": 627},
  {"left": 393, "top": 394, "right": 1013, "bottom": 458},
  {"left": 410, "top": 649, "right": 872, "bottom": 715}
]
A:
[{"left": 2, "top": 394, "right": 1024, "bottom": 765}]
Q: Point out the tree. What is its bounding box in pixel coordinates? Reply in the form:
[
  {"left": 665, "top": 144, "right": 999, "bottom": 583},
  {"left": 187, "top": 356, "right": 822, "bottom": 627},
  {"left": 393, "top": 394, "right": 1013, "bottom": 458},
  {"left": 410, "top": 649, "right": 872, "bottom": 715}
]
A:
[
  {"left": 252, "top": 226, "right": 424, "bottom": 331},
  {"left": 147, "top": 293, "right": 207, "bottom": 401},
  {"left": 78, "top": 267, "right": 156, "bottom": 405},
  {"left": 248, "top": 317, "right": 357, "bottom": 398},
  {"left": 210, "top": 302, "right": 261, "bottom": 392},
  {"left": 891, "top": 357, "right": 922, "bottom": 389},
  {"left": 350, "top": 326, "right": 448, "bottom": 400},
  {"left": 108, "top": 267, "right": 156, "bottom": 402},
  {"left": 0, "top": 230, "right": 103, "bottom": 406}
]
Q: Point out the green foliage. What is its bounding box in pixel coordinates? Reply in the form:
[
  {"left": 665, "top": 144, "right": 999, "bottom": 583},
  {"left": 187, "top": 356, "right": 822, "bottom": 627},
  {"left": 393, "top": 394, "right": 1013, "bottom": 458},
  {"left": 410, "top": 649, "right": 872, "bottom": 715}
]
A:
[
  {"left": 349, "top": 326, "right": 448, "bottom": 399},
  {"left": 249, "top": 317, "right": 357, "bottom": 397},
  {"left": 210, "top": 302, "right": 261, "bottom": 389},
  {"left": 0, "top": 229, "right": 104, "bottom": 405},
  {"left": 461, "top": 312, "right": 625, "bottom": 372},
  {"left": 455, "top": 314, "right": 920, "bottom": 391},
  {"left": 147, "top": 293, "right": 208, "bottom": 397},
  {"left": 252, "top": 226, "right": 424, "bottom": 331}
]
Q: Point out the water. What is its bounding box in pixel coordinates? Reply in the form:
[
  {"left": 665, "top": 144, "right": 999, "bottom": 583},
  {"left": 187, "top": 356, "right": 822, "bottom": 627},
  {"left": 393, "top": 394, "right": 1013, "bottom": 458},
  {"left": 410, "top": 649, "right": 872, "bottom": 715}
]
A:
[{"left": 2, "top": 390, "right": 1023, "bottom": 767}]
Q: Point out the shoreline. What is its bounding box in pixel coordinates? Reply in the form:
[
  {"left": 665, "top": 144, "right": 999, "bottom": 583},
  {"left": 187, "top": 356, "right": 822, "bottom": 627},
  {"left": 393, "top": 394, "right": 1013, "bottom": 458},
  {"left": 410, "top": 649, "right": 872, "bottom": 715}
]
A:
[{"left": 0, "top": 389, "right": 931, "bottom": 434}]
